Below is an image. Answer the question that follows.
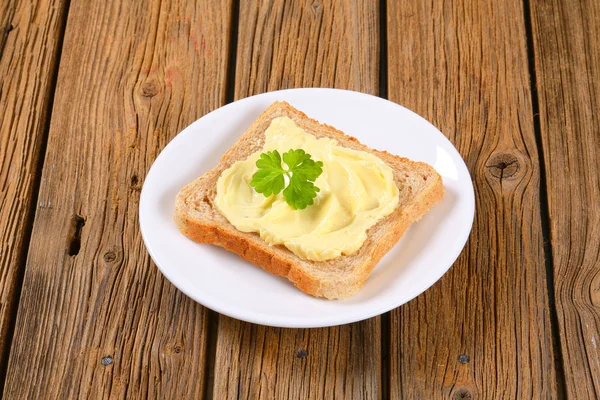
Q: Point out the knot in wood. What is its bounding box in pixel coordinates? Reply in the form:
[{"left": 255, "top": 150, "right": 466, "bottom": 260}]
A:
[
  {"left": 141, "top": 82, "right": 158, "bottom": 97},
  {"left": 486, "top": 153, "right": 520, "bottom": 180},
  {"left": 311, "top": 1, "right": 322, "bottom": 14},
  {"left": 296, "top": 348, "right": 308, "bottom": 359},
  {"left": 174, "top": 345, "right": 182, "bottom": 354},
  {"left": 453, "top": 388, "right": 473, "bottom": 400},
  {"left": 103, "top": 251, "right": 117, "bottom": 263},
  {"left": 5, "top": 24, "right": 14, "bottom": 33},
  {"left": 102, "top": 246, "right": 122, "bottom": 264}
]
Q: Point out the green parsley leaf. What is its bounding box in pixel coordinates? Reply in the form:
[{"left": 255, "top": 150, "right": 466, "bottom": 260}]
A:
[
  {"left": 250, "top": 150, "right": 286, "bottom": 196},
  {"left": 283, "top": 173, "right": 321, "bottom": 210},
  {"left": 250, "top": 148, "right": 323, "bottom": 210},
  {"left": 283, "top": 149, "right": 323, "bottom": 182}
]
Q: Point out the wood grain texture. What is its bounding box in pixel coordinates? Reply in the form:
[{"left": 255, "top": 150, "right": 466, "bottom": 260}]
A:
[
  {"left": 0, "top": 0, "right": 68, "bottom": 384},
  {"left": 529, "top": 0, "right": 600, "bottom": 397},
  {"left": 213, "top": 1, "right": 382, "bottom": 398},
  {"left": 387, "top": 0, "right": 556, "bottom": 397},
  {"left": 3, "top": 0, "right": 232, "bottom": 398}
]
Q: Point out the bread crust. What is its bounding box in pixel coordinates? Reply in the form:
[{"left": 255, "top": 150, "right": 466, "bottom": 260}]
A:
[{"left": 175, "top": 101, "right": 444, "bottom": 299}]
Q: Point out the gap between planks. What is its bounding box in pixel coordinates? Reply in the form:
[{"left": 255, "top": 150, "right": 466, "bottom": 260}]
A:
[
  {"left": 521, "top": 0, "right": 566, "bottom": 397},
  {"left": 0, "top": 0, "right": 72, "bottom": 394},
  {"left": 202, "top": 0, "right": 240, "bottom": 399},
  {"left": 379, "top": 0, "right": 391, "bottom": 399}
]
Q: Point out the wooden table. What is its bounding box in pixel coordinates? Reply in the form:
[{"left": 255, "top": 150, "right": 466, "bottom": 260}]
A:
[{"left": 1, "top": 0, "right": 598, "bottom": 398}]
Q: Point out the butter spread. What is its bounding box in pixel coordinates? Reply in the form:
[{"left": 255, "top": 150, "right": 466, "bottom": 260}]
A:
[{"left": 215, "top": 116, "right": 400, "bottom": 261}]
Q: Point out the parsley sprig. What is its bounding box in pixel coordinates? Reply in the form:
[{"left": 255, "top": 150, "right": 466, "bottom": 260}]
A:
[{"left": 250, "top": 149, "right": 323, "bottom": 210}]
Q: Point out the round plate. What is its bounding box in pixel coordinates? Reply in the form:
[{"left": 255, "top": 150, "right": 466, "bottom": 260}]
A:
[{"left": 140, "top": 88, "right": 474, "bottom": 328}]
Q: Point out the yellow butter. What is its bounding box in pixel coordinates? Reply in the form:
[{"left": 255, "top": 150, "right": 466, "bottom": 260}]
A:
[{"left": 215, "top": 116, "right": 399, "bottom": 261}]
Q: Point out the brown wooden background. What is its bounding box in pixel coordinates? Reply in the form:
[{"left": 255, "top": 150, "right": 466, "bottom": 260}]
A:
[{"left": 1, "top": 0, "right": 598, "bottom": 398}]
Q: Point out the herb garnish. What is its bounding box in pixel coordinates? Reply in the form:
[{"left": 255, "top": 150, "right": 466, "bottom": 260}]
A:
[{"left": 250, "top": 149, "right": 323, "bottom": 210}]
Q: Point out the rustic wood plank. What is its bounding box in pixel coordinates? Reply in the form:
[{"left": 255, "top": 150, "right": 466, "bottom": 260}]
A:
[
  {"left": 3, "top": 0, "right": 232, "bottom": 398},
  {"left": 0, "top": 0, "right": 68, "bottom": 387},
  {"left": 213, "top": 1, "right": 382, "bottom": 398},
  {"left": 387, "top": 1, "right": 556, "bottom": 397},
  {"left": 529, "top": 0, "right": 600, "bottom": 397}
]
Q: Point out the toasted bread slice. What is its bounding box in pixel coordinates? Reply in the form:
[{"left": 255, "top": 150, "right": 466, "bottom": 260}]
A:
[{"left": 175, "top": 101, "right": 443, "bottom": 299}]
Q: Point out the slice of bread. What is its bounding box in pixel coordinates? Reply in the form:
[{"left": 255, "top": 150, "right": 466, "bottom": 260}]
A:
[{"left": 175, "top": 101, "right": 444, "bottom": 299}]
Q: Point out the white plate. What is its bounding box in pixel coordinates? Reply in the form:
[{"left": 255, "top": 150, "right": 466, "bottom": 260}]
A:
[{"left": 140, "top": 88, "right": 474, "bottom": 328}]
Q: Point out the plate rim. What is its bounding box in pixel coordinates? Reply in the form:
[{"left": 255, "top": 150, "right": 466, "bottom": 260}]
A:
[{"left": 139, "top": 88, "right": 475, "bottom": 328}]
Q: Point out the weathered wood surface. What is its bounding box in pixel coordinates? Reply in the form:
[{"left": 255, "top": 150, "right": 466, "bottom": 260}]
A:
[
  {"left": 529, "top": 0, "right": 600, "bottom": 397},
  {"left": 0, "top": 0, "right": 69, "bottom": 387},
  {"left": 3, "top": 0, "right": 232, "bottom": 398},
  {"left": 386, "top": 0, "right": 557, "bottom": 397},
  {"left": 2, "top": 0, "right": 600, "bottom": 398},
  {"left": 212, "top": 1, "right": 383, "bottom": 399}
]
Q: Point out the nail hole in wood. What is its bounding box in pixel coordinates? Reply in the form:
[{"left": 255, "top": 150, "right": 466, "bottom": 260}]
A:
[
  {"left": 296, "top": 349, "right": 308, "bottom": 359},
  {"left": 101, "top": 356, "right": 113, "bottom": 366},
  {"left": 458, "top": 354, "right": 470, "bottom": 364},
  {"left": 5, "top": 24, "right": 14, "bottom": 33},
  {"left": 67, "top": 215, "right": 86, "bottom": 256},
  {"left": 174, "top": 345, "right": 182, "bottom": 354},
  {"left": 131, "top": 175, "right": 139, "bottom": 186}
]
